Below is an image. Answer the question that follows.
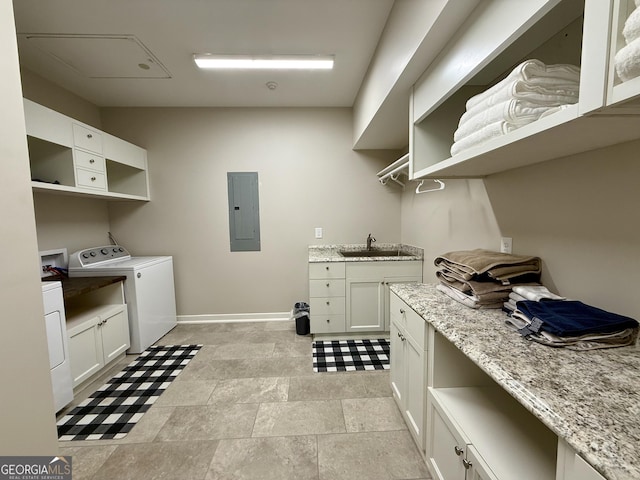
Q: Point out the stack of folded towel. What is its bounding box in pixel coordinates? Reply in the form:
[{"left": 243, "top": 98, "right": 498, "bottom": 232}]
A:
[
  {"left": 435, "top": 249, "right": 541, "bottom": 309},
  {"left": 503, "top": 285, "right": 566, "bottom": 313},
  {"left": 506, "top": 296, "right": 639, "bottom": 350},
  {"left": 451, "top": 59, "right": 580, "bottom": 157},
  {"left": 615, "top": 0, "right": 640, "bottom": 82}
]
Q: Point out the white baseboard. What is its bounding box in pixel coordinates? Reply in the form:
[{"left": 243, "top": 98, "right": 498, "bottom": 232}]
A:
[{"left": 177, "top": 311, "right": 293, "bottom": 324}]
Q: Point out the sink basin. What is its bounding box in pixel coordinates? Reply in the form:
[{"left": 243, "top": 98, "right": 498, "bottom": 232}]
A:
[{"left": 339, "top": 250, "right": 413, "bottom": 258}]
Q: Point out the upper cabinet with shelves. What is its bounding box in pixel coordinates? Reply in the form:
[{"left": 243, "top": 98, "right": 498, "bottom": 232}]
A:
[
  {"left": 410, "top": 0, "right": 640, "bottom": 180},
  {"left": 24, "top": 99, "right": 150, "bottom": 201}
]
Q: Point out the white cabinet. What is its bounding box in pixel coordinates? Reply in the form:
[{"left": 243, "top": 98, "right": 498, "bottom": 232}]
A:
[
  {"left": 557, "top": 440, "right": 607, "bottom": 480},
  {"left": 309, "top": 262, "right": 346, "bottom": 334},
  {"left": 23, "top": 98, "right": 150, "bottom": 200},
  {"left": 389, "top": 293, "right": 428, "bottom": 452},
  {"left": 309, "top": 260, "right": 422, "bottom": 335},
  {"left": 409, "top": 0, "right": 640, "bottom": 180},
  {"left": 345, "top": 261, "right": 422, "bottom": 333},
  {"left": 67, "top": 304, "right": 129, "bottom": 388}
]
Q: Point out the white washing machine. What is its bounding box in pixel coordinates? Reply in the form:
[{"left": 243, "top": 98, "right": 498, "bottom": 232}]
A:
[
  {"left": 42, "top": 281, "right": 74, "bottom": 412},
  {"left": 69, "top": 246, "right": 177, "bottom": 353}
]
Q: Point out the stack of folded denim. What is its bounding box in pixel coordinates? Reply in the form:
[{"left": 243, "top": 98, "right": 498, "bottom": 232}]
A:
[
  {"left": 434, "top": 249, "right": 541, "bottom": 309},
  {"left": 506, "top": 296, "right": 639, "bottom": 350}
]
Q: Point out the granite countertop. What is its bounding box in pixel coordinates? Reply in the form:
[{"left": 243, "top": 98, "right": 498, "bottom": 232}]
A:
[
  {"left": 309, "top": 243, "right": 423, "bottom": 262},
  {"left": 42, "top": 276, "right": 126, "bottom": 301},
  {"left": 390, "top": 283, "right": 640, "bottom": 480}
]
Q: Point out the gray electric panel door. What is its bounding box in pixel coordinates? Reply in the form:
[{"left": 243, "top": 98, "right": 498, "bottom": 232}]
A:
[{"left": 227, "top": 172, "right": 261, "bottom": 251}]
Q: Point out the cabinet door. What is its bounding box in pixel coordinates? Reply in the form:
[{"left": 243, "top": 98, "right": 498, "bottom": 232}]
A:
[
  {"left": 390, "top": 319, "right": 406, "bottom": 404},
  {"left": 405, "top": 333, "right": 426, "bottom": 450},
  {"left": 466, "top": 446, "right": 499, "bottom": 480},
  {"left": 428, "top": 395, "right": 468, "bottom": 480},
  {"left": 100, "top": 307, "right": 130, "bottom": 365},
  {"left": 346, "top": 278, "right": 384, "bottom": 332},
  {"left": 68, "top": 322, "right": 103, "bottom": 387}
]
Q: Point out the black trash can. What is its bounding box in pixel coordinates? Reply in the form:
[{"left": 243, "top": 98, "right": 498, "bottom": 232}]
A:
[{"left": 294, "top": 301, "right": 310, "bottom": 335}]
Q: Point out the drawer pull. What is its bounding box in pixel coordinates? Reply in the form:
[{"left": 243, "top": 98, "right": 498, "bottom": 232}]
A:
[
  {"left": 326, "top": 319, "right": 330, "bottom": 323},
  {"left": 462, "top": 459, "right": 472, "bottom": 470},
  {"left": 399, "top": 308, "right": 405, "bottom": 314},
  {"left": 89, "top": 158, "right": 95, "bottom": 164},
  {"left": 454, "top": 446, "right": 464, "bottom": 456},
  {"left": 91, "top": 176, "right": 97, "bottom": 181},
  {"left": 326, "top": 283, "right": 330, "bottom": 287},
  {"left": 87, "top": 133, "right": 93, "bottom": 139},
  {"left": 326, "top": 301, "right": 330, "bottom": 305},
  {"left": 397, "top": 331, "right": 405, "bottom": 342},
  {"left": 326, "top": 266, "right": 329, "bottom": 271}
]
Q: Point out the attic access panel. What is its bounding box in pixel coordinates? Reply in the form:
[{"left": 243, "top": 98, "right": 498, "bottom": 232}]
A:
[{"left": 17, "top": 34, "right": 171, "bottom": 78}]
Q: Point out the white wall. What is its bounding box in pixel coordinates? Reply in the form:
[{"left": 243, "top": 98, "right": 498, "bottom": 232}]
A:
[
  {"left": 0, "top": 2, "right": 58, "bottom": 454},
  {"left": 401, "top": 143, "right": 640, "bottom": 321},
  {"left": 101, "top": 107, "right": 402, "bottom": 315}
]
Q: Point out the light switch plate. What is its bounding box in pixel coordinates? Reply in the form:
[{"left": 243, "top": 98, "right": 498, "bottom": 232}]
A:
[
  {"left": 500, "top": 237, "right": 513, "bottom": 254},
  {"left": 315, "top": 227, "right": 323, "bottom": 239}
]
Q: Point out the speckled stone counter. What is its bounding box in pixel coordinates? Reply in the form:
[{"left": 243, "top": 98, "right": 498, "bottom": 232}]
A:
[
  {"left": 390, "top": 283, "right": 640, "bottom": 480},
  {"left": 309, "top": 243, "right": 423, "bottom": 262}
]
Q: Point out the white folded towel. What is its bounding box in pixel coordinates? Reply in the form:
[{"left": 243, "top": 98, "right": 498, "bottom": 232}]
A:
[
  {"left": 623, "top": 6, "right": 640, "bottom": 44},
  {"left": 512, "top": 285, "right": 566, "bottom": 301},
  {"left": 615, "top": 37, "right": 640, "bottom": 82},
  {"left": 454, "top": 99, "right": 557, "bottom": 142},
  {"left": 465, "top": 60, "right": 580, "bottom": 111},
  {"left": 450, "top": 122, "right": 511, "bottom": 156}
]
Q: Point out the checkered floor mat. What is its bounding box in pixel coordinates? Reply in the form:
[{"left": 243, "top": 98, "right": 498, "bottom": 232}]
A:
[
  {"left": 57, "top": 344, "right": 202, "bottom": 441},
  {"left": 312, "top": 339, "right": 390, "bottom": 372}
]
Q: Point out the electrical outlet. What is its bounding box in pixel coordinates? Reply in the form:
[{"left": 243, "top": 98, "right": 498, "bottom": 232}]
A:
[
  {"left": 500, "top": 237, "right": 513, "bottom": 254},
  {"left": 315, "top": 227, "right": 323, "bottom": 239}
]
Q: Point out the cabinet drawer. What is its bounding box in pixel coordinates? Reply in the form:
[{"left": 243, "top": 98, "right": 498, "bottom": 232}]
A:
[
  {"left": 73, "top": 124, "right": 103, "bottom": 153},
  {"left": 310, "top": 314, "right": 346, "bottom": 333},
  {"left": 309, "top": 279, "right": 345, "bottom": 297},
  {"left": 76, "top": 168, "right": 107, "bottom": 190},
  {"left": 310, "top": 297, "right": 345, "bottom": 315},
  {"left": 75, "top": 149, "right": 105, "bottom": 172},
  {"left": 309, "top": 262, "right": 345, "bottom": 279},
  {"left": 390, "top": 294, "right": 426, "bottom": 350}
]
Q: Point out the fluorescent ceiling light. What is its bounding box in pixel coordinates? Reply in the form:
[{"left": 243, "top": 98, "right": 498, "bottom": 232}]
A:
[{"left": 194, "top": 54, "right": 334, "bottom": 70}]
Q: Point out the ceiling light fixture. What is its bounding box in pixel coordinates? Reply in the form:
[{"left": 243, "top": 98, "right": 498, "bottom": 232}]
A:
[{"left": 193, "top": 54, "right": 334, "bottom": 70}]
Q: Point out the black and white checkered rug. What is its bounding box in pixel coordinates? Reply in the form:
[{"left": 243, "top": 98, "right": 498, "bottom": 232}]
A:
[
  {"left": 312, "top": 339, "right": 390, "bottom": 372},
  {"left": 57, "top": 344, "right": 201, "bottom": 441}
]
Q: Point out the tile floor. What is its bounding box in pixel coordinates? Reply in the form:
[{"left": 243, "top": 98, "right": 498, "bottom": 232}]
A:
[{"left": 58, "top": 321, "right": 431, "bottom": 480}]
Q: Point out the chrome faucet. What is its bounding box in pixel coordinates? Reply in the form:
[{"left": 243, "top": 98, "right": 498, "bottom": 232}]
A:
[{"left": 366, "top": 233, "right": 376, "bottom": 251}]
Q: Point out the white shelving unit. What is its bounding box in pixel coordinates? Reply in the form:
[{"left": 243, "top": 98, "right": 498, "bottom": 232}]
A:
[{"left": 409, "top": 0, "right": 640, "bottom": 180}]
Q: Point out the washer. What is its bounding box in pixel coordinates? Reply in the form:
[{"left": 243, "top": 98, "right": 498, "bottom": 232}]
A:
[{"left": 69, "top": 245, "right": 177, "bottom": 353}]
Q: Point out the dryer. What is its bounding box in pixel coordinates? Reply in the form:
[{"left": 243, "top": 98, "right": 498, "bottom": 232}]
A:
[{"left": 69, "top": 246, "right": 177, "bottom": 353}]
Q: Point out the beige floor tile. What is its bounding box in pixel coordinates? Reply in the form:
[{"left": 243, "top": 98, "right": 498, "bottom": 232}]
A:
[
  {"left": 263, "top": 320, "right": 296, "bottom": 331},
  {"left": 91, "top": 440, "right": 218, "bottom": 480},
  {"left": 156, "top": 403, "right": 258, "bottom": 441},
  {"left": 317, "top": 431, "right": 430, "bottom": 480},
  {"left": 208, "top": 377, "right": 289, "bottom": 405},
  {"left": 272, "top": 341, "right": 312, "bottom": 357},
  {"left": 288, "top": 373, "right": 369, "bottom": 401},
  {"left": 58, "top": 444, "right": 117, "bottom": 480},
  {"left": 252, "top": 400, "right": 345, "bottom": 437},
  {"left": 178, "top": 357, "right": 312, "bottom": 381},
  {"left": 358, "top": 371, "right": 393, "bottom": 397},
  {"left": 210, "top": 342, "right": 275, "bottom": 359},
  {"left": 206, "top": 436, "right": 318, "bottom": 480},
  {"left": 342, "top": 397, "right": 407, "bottom": 432},
  {"left": 154, "top": 380, "right": 218, "bottom": 406}
]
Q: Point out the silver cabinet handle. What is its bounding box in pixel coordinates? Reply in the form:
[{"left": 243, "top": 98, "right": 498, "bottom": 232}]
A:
[
  {"left": 326, "top": 319, "right": 330, "bottom": 323},
  {"left": 326, "top": 283, "right": 330, "bottom": 287},
  {"left": 325, "top": 266, "right": 329, "bottom": 270},
  {"left": 454, "top": 446, "right": 464, "bottom": 456},
  {"left": 97, "top": 321, "right": 103, "bottom": 327},
  {"left": 326, "top": 301, "right": 330, "bottom": 305},
  {"left": 397, "top": 331, "right": 406, "bottom": 342},
  {"left": 91, "top": 176, "right": 96, "bottom": 181},
  {"left": 137, "top": 272, "right": 142, "bottom": 278},
  {"left": 462, "top": 458, "right": 472, "bottom": 470},
  {"left": 400, "top": 308, "right": 405, "bottom": 314},
  {"left": 89, "top": 158, "right": 95, "bottom": 164},
  {"left": 87, "top": 133, "right": 93, "bottom": 139}
]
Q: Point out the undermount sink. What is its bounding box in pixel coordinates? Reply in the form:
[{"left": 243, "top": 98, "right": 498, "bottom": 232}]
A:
[{"left": 339, "top": 249, "right": 414, "bottom": 258}]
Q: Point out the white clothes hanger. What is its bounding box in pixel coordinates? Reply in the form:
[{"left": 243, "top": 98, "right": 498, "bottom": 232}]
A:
[{"left": 415, "top": 179, "right": 445, "bottom": 194}]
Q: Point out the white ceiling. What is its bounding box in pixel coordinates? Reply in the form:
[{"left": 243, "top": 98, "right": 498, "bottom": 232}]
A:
[{"left": 13, "top": 0, "right": 395, "bottom": 108}]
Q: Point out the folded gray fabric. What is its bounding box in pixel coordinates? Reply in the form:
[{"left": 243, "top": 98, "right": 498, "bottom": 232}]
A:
[{"left": 434, "top": 249, "right": 541, "bottom": 281}]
